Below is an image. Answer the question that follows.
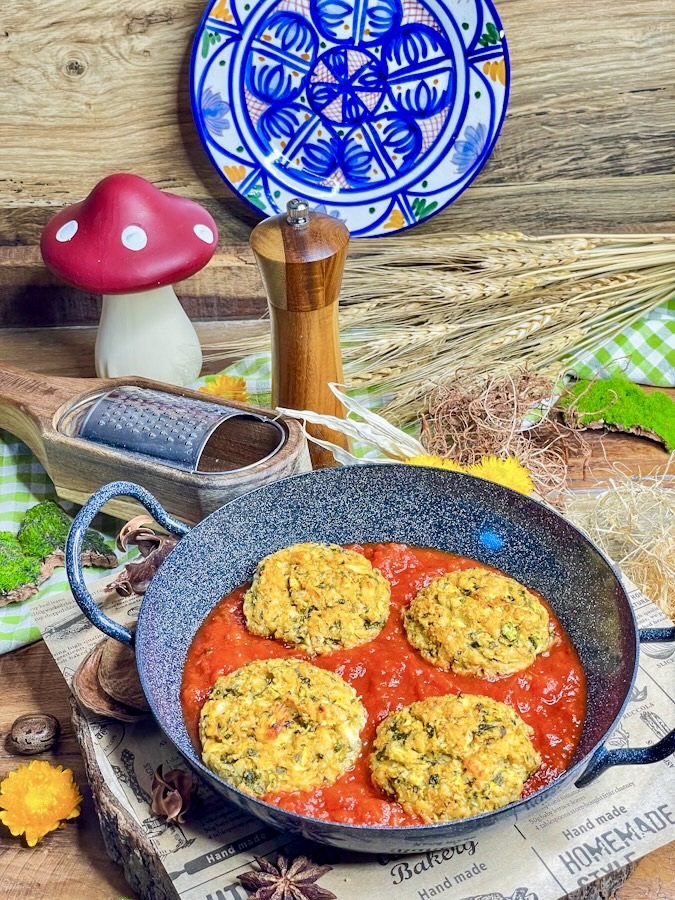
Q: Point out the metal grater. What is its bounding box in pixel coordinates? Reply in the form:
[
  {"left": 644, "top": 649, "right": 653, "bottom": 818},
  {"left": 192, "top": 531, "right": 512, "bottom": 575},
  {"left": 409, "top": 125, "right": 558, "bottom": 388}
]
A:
[
  {"left": 0, "top": 365, "right": 311, "bottom": 524},
  {"left": 77, "top": 386, "right": 285, "bottom": 473}
]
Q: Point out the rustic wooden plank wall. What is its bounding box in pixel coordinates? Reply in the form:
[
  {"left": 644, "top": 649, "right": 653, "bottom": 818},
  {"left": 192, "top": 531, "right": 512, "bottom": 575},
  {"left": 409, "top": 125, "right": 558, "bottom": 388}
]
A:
[{"left": 1, "top": 0, "right": 673, "bottom": 350}]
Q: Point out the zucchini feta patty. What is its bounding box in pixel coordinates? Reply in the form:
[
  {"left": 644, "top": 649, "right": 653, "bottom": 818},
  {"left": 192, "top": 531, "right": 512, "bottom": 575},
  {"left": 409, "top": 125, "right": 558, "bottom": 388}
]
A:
[
  {"left": 403, "top": 567, "right": 554, "bottom": 677},
  {"left": 243, "top": 542, "right": 391, "bottom": 655},
  {"left": 199, "top": 657, "right": 367, "bottom": 796},
  {"left": 369, "top": 693, "right": 541, "bottom": 823}
]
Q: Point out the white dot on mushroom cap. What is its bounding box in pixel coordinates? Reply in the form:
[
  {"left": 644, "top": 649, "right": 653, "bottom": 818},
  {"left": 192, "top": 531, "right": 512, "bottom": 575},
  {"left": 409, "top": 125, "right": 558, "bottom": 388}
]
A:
[
  {"left": 121, "top": 224, "right": 148, "bottom": 251},
  {"left": 55, "top": 220, "right": 79, "bottom": 242},
  {"left": 194, "top": 223, "right": 215, "bottom": 244}
]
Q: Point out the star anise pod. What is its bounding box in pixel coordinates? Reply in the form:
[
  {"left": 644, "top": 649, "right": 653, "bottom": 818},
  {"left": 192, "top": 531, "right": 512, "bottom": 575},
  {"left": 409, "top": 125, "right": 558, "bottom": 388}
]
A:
[{"left": 239, "top": 854, "right": 337, "bottom": 900}]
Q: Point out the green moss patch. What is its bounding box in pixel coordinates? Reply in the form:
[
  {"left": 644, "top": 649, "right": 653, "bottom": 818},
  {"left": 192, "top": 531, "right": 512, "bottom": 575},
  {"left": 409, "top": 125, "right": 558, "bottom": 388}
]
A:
[
  {"left": 17, "top": 500, "right": 110, "bottom": 559},
  {"left": 1, "top": 500, "right": 115, "bottom": 599},
  {"left": 0, "top": 531, "right": 42, "bottom": 593},
  {"left": 559, "top": 376, "right": 675, "bottom": 452}
]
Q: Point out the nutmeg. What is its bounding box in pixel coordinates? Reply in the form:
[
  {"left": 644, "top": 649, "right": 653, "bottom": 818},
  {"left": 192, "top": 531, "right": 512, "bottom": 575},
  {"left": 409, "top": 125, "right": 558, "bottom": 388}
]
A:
[{"left": 9, "top": 713, "right": 60, "bottom": 755}]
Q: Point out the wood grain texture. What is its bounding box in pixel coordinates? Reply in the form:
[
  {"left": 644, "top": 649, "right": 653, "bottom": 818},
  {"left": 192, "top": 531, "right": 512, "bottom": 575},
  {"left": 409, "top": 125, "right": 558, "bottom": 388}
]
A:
[
  {"left": 270, "top": 301, "right": 347, "bottom": 468},
  {"left": 0, "top": 642, "right": 133, "bottom": 899},
  {"left": 0, "top": 322, "right": 262, "bottom": 378},
  {"left": 72, "top": 702, "right": 175, "bottom": 900},
  {"left": 566, "top": 428, "right": 675, "bottom": 489},
  {"left": 251, "top": 211, "right": 352, "bottom": 467},
  {"left": 0, "top": 245, "right": 266, "bottom": 327},
  {"left": 0, "top": 364, "right": 311, "bottom": 523},
  {"left": 2, "top": 0, "right": 674, "bottom": 302}
]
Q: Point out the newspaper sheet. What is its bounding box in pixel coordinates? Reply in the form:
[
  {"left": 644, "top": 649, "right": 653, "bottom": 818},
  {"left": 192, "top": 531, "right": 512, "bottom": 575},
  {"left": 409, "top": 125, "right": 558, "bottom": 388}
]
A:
[{"left": 33, "top": 575, "right": 674, "bottom": 900}]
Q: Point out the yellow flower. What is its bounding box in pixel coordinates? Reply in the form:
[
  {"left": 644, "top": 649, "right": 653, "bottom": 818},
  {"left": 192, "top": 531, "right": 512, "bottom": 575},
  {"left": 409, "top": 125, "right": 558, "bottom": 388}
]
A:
[
  {"left": 199, "top": 374, "right": 250, "bottom": 403},
  {"left": 465, "top": 455, "right": 534, "bottom": 495},
  {"left": 0, "top": 760, "right": 82, "bottom": 846},
  {"left": 405, "top": 454, "right": 466, "bottom": 472}
]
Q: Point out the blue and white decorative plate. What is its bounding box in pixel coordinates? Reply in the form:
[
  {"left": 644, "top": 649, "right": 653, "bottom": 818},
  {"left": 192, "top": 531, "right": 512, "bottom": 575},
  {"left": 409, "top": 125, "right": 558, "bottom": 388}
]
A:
[{"left": 190, "top": 0, "right": 509, "bottom": 237}]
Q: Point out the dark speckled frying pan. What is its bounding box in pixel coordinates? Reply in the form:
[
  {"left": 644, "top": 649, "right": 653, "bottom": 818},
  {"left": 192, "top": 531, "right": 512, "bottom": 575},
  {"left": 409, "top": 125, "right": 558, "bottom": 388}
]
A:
[{"left": 65, "top": 465, "right": 675, "bottom": 854}]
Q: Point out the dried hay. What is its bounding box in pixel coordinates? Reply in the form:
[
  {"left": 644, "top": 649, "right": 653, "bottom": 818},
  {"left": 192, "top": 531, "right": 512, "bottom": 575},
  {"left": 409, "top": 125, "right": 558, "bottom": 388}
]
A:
[{"left": 565, "top": 462, "right": 675, "bottom": 618}]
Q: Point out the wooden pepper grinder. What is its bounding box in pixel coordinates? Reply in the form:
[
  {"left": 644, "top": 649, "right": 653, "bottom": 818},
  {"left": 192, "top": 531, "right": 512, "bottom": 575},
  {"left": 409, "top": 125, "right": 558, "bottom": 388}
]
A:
[{"left": 250, "top": 199, "right": 350, "bottom": 468}]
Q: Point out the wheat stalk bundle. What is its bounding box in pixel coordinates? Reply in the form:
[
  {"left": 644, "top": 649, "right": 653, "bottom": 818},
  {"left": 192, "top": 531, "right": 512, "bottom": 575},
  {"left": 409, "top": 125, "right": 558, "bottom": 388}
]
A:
[{"left": 204, "top": 232, "right": 675, "bottom": 425}]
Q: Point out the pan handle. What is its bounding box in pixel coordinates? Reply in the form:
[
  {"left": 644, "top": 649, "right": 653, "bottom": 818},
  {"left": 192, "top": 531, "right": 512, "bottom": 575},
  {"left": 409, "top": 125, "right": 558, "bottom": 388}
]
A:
[
  {"left": 575, "top": 626, "right": 675, "bottom": 787},
  {"left": 65, "top": 480, "right": 190, "bottom": 647}
]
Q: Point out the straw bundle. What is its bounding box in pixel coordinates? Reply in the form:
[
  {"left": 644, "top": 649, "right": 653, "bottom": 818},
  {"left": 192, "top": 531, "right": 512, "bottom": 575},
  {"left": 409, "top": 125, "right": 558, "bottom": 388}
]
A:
[{"left": 205, "top": 232, "right": 675, "bottom": 425}]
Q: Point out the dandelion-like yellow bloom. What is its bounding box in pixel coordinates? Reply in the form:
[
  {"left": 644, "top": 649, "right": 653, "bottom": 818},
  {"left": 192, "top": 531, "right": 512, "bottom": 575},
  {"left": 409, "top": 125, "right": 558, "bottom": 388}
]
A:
[
  {"left": 0, "top": 760, "right": 82, "bottom": 846},
  {"left": 405, "top": 454, "right": 466, "bottom": 472},
  {"left": 199, "top": 374, "right": 250, "bottom": 403},
  {"left": 465, "top": 456, "right": 534, "bottom": 495}
]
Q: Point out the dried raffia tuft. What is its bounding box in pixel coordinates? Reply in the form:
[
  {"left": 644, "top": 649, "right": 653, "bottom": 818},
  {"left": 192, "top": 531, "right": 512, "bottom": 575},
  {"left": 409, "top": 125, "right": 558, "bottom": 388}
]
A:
[
  {"left": 565, "top": 463, "right": 675, "bottom": 618},
  {"left": 421, "top": 368, "right": 591, "bottom": 507},
  {"left": 279, "top": 379, "right": 580, "bottom": 507}
]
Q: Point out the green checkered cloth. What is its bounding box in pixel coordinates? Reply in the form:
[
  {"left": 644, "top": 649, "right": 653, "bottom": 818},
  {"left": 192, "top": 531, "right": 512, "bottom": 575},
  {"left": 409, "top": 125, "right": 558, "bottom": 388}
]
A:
[
  {"left": 0, "top": 437, "right": 54, "bottom": 649},
  {"left": 219, "top": 356, "right": 272, "bottom": 408},
  {"left": 0, "top": 437, "right": 132, "bottom": 654},
  {"left": 1, "top": 296, "right": 672, "bottom": 654},
  {"left": 569, "top": 298, "right": 675, "bottom": 385}
]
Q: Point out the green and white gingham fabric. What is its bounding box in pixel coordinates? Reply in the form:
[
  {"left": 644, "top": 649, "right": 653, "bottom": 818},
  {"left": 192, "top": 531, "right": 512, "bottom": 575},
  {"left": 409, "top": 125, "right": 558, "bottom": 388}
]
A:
[
  {"left": 0, "top": 438, "right": 134, "bottom": 654},
  {"left": 0, "top": 438, "right": 54, "bottom": 649},
  {"left": 0, "top": 296, "right": 672, "bottom": 654},
  {"left": 220, "top": 355, "right": 272, "bottom": 407},
  {"left": 569, "top": 298, "right": 675, "bottom": 385}
]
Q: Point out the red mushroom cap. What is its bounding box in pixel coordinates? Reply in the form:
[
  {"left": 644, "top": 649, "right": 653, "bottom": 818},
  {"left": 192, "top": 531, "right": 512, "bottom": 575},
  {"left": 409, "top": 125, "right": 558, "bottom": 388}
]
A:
[{"left": 40, "top": 174, "right": 219, "bottom": 294}]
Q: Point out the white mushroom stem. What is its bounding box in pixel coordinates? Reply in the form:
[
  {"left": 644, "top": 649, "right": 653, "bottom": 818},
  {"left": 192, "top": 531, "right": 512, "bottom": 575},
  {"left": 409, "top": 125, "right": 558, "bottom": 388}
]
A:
[{"left": 95, "top": 286, "right": 203, "bottom": 386}]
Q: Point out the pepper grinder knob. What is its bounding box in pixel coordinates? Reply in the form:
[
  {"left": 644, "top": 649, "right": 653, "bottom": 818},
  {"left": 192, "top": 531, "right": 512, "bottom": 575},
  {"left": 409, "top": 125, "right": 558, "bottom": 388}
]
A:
[
  {"left": 250, "top": 199, "right": 351, "bottom": 469},
  {"left": 286, "top": 198, "right": 310, "bottom": 227}
]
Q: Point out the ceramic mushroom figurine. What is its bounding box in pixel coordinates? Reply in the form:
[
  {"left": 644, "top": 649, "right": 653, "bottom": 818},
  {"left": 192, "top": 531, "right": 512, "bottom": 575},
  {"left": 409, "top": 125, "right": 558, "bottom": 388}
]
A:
[{"left": 40, "top": 174, "right": 218, "bottom": 386}]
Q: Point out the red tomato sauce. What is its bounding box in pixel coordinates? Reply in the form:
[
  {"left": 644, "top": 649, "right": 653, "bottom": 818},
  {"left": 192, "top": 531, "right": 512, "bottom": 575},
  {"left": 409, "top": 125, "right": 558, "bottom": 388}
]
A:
[{"left": 180, "top": 543, "right": 587, "bottom": 827}]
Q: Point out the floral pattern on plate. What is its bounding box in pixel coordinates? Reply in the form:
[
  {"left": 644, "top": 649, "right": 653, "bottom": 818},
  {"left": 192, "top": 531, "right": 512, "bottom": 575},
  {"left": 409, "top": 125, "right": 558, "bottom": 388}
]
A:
[{"left": 190, "top": 0, "right": 509, "bottom": 237}]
